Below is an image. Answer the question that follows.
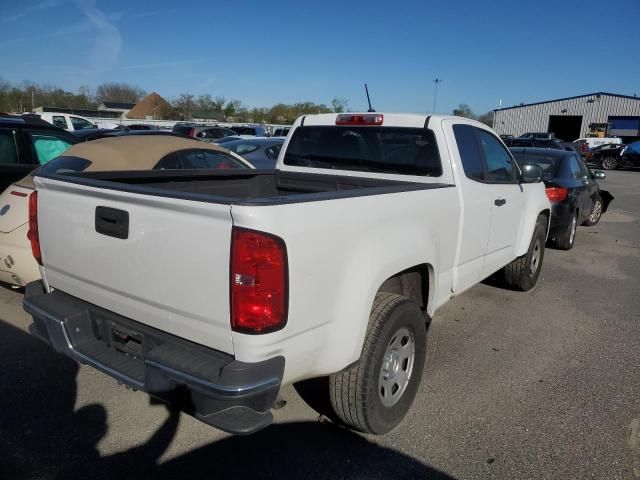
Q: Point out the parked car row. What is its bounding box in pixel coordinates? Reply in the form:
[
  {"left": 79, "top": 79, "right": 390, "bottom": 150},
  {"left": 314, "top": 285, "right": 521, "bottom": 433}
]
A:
[{"left": 588, "top": 140, "right": 640, "bottom": 170}]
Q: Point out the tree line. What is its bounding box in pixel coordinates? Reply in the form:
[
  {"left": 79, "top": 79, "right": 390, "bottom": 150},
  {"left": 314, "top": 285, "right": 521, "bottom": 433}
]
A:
[
  {"left": 0, "top": 79, "right": 349, "bottom": 124},
  {"left": 0, "top": 79, "right": 491, "bottom": 126},
  {"left": 452, "top": 103, "right": 493, "bottom": 127}
]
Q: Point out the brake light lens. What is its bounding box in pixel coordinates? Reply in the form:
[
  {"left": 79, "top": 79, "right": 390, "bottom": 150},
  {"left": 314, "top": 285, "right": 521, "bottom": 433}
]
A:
[
  {"left": 231, "top": 227, "right": 288, "bottom": 334},
  {"left": 335, "top": 114, "right": 383, "bottom": 125},
  {"left": 27, "top": 191, "right": 42, "bottom": 265},
  {"left": 189, "top": 127, "right": 195, "bottom": 137},
  {"left": 545, "top": 186, "right": 568, "bottom": 202}
]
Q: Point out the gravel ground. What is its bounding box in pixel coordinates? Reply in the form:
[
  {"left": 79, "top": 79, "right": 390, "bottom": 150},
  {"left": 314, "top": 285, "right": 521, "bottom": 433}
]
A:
[{"left": 1, "top": 170, "right": 638, "bottom": 480}]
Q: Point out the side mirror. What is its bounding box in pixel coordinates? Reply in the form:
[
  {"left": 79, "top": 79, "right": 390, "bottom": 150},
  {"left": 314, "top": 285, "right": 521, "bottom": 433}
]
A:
[
  {"left": 520, "top": 163, "right": 543, "bottom": 183},
  {"left": 593, "top": 170, "right": 606, "bottom": 180}
]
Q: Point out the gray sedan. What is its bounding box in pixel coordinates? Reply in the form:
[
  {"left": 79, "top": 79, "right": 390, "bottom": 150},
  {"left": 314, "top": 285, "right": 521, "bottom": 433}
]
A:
[{"left": 221, "top": 137, "right": 284, "bottom": 168}]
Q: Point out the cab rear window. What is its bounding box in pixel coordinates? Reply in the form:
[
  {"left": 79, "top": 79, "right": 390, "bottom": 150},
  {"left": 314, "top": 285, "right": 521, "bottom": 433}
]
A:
[{"left": 283, "top": 126, "right": 442, "bottom": 177}]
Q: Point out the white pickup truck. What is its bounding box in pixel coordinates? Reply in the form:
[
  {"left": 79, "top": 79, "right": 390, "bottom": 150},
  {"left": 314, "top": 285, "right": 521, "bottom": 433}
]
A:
[{"left": 24, "top": 113, "right": 550, "bottom": 435}]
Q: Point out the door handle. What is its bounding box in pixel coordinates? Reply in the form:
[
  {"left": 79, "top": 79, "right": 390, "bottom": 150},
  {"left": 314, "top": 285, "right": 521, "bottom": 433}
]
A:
[
  {"left": 95, "top": 206, "right": 129, "bottom": 239},
  {"left": 494, "top": 198, "right": 507, "bottom": 206}
]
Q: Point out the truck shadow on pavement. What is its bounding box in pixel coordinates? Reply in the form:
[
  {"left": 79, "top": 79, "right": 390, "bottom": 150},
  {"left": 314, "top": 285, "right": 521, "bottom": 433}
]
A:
[{"left": 0, "top": 317, "right": 455, "bottom": 480}]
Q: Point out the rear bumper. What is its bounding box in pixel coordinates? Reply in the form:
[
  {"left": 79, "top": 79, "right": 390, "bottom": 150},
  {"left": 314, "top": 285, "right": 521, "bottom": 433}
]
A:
[{"left": 23, "top": 281, "right": 284, "bottom": 435}]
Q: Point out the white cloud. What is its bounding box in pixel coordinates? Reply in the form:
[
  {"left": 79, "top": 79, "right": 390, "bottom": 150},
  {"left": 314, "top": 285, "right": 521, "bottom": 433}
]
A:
[
  {"left": 72, "top": 0, "right": 122, "bottom": 81},
  {"left": 3, "top": 0, "right": 59, "bottom": 22}
]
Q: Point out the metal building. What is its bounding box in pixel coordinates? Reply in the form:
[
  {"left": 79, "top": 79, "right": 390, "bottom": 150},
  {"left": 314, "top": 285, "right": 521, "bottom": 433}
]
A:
[{"left": 493, "top": 92, "right": 640, "bottom": 142}]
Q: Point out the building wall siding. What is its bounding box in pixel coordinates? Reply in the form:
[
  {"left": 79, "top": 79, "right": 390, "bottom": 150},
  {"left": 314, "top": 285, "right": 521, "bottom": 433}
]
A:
[{"left": 493, "top": 94, "right": 640, "bottom": 139}]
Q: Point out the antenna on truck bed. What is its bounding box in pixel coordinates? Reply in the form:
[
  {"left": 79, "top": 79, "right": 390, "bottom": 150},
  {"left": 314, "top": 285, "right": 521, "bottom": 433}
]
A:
[{"left": 364, "top": 83, "right": 375, "bottom": 112}]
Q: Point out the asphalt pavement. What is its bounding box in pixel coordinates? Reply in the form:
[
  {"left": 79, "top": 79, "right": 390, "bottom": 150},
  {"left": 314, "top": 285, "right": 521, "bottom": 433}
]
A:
[{"left": 1, "top": 170, "right": 639, "bottom": 480}]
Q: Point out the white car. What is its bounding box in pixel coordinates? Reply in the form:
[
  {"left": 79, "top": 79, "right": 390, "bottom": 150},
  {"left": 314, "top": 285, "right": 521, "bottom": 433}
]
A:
[
  {"left": 37, "top": 112, "right": 97, "bottom": 131},
  {"left": 24, "top": 113, "right": 550, "bottom": 436},
  {"left": 0, "top": 136, "right": 252, "bottom": 287}
]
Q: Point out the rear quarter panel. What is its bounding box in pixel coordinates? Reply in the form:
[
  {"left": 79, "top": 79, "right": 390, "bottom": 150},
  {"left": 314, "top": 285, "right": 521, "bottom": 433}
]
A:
[{"left": 231, "top": 186, "right": 460, "bottom": 383}]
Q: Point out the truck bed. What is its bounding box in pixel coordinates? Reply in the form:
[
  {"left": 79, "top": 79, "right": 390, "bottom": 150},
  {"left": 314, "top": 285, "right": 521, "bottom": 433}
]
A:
[{"left": 38, "top": 169, "right": 449, "bottom": 205}]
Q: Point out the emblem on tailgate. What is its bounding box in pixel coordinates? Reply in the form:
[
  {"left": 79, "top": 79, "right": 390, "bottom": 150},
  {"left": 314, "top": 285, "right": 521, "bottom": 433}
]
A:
[{"left": 0, "top": 204, "right": 9, "bottom": 216}]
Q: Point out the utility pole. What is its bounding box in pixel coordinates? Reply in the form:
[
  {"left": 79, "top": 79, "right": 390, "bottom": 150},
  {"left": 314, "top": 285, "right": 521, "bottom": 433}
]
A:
[{"left": 432, "top": 78, "right": 442, "bottom": 113}]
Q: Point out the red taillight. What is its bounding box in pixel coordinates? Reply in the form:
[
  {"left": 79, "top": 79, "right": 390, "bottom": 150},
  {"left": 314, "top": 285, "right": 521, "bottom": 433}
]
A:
[
  {"left": 11, "top": 190, "right": 28, "bottom": 197},
  {"left": 335, "top": 114, "right": 383, "bottom": 126},
  {"left": 546, "top": 186, "right": 568, "bottom": 202},
  {"left": 27, "top": 191, "right": 42, "bottom": 265},
  {"left": 230, "top": 227, "right": 288, "bottom": 334},
  {"left": 189, "top": 127, "right": 195, "bottom": 137}
]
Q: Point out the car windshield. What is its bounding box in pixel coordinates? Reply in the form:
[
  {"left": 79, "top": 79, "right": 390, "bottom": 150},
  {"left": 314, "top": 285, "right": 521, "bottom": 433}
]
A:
[
  {"left": 283, "top": 126, "right": 442, "bottom": 176},
  {"left": 511, "top": 152, "right": 559, "bottom": 178}
]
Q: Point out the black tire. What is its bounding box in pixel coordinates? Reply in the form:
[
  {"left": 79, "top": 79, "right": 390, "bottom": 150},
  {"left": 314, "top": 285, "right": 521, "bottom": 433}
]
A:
[
  {"left": 582, "top": 195, "right": 603, "bottom": 226},
  {"left": 329, "top": 292, "right": 427, "bottom": 435},
  {"left": 601, "top": 156, "right": 619, "bottom": 170},
  {"left": 554, "top": 212, "right": 577, "bottom": 250},
  {"left": 503, "top": 215, "right": 546, "bottom": 291}
]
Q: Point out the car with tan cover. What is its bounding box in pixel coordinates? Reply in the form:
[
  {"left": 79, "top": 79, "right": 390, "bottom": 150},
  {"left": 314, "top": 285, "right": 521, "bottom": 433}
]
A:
[{"left": 0, "top": 136, "right": 252, "bottom": 286}]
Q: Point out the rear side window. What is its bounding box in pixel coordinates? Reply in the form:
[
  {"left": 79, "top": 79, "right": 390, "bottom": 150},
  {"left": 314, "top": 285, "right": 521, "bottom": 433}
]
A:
[
  {"left": 173, "top": 126, "right": 192, "bottom": 135},
  {"left": 52, "top": 115, "right": 68, "bottom": 129},
  {"left": 0, "top": 130, "right": 19, "bottom": 164},
  {"left": 235, "top": 144, "right": 260, "bottom": 155},
  {"left": 453, "top": 124, "right": 484, "bottom": 180},
  {"left": 569, "top": 155, "right": 589, "bottom": 179},
  {"left": 154, "top": 152, "right": 181, "bottom": 169},
  {"left": 70, "top": 117, "right": 94, "bottom": 130},
  {"left": 178, "top": 149, "right": 248, "bottom": 169},
  {"left": 284, "top": 126, "right": 442, "bottom": 177},
  {"left": 265, "top": 145, "right": 281, "bottom": 160},
  {"left": 29, "top": 133, "right": 74, "bottom": 165}
]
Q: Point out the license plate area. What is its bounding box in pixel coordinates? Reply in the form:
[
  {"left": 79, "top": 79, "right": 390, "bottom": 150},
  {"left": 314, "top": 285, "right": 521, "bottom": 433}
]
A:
[{"left": 110, "top": 324, "right": 144, "bottom": 358}]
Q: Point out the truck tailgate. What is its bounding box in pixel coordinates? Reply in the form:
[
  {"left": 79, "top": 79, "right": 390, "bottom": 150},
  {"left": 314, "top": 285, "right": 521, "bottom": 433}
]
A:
[{"left": 35, "top": 177, "right": 235, "bottom": 354}]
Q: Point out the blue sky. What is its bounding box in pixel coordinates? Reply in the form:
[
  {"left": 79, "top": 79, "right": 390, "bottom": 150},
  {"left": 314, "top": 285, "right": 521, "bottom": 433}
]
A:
[{"left": 1, "top": 0, "right": 639, "bottom": 114}]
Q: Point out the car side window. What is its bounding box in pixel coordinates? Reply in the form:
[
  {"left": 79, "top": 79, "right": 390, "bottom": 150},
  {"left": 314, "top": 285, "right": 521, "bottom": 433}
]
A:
[
  {"left": 0, "top": 129, "right": 19, "bottom": 164},
  {"left": 453, "top": 124, "right": 485, "bottom": 181},
  {"left": 235, "top": 144, "right": 260, "bottom": 155},
  {"left": 28, "top": 133, "right": 74, "bottom": 165},
  {"left": 477, "top": 130, "right": 516, "bottom": 183},
  {"left": 52, "top": 115, "right": 68, "bottom": 129},
  {"left": 178, "top": 149, "right": 246, "bottom": 169},
  {"left": 569, "top": 156, "right": 585, "bottom": 179},
  {"left": 154, "top": 152, "right": 182, "bottom": 169},
  {"left": 70, "top": 117, "right": 94, "bottom": 130},
  {"left": 265, "top": 145, "right": 281, "bottom": 160},
  {"left": 570, "top": 155, "right": 589, "bottom": 179}
]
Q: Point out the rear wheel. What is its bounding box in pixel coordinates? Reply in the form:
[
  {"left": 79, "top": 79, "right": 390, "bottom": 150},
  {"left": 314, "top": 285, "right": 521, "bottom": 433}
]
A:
[
  {"left": 503, "top": 215, "right": 547, "bottom": 291},
  {"left": 554, "top": 212, "right": 577, "bottom": 250},
  {"left": 582, "top": 196, "right": 603, "bottom": 226},
  {"left": 329, "top": 293, "right": 427, "bottom": 435},
  {"left": 601, "top": 156, "right": 619, "bottom": 170}
]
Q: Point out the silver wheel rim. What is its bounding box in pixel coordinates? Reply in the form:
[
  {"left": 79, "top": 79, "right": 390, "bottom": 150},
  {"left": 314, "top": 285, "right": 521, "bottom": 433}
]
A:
[
  {"left": 378, "top": 327, "right": 415, "bottom": 407},
  {"left": 569, "top": 214, "right": 577, "bottom": 245},
  {"left": 602, "top": 157, "right": 617, "bottom": 169},
  {"left": 530, "top": 238, "right": 541, "bottom": 277},
  {"left": 589, "top": 201, "right": 602, "bottom": 223}
]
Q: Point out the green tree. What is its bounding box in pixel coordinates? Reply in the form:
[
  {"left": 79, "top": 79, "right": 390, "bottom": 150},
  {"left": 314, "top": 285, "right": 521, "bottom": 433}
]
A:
[
  {"left": 331, "top": 97, "right": 348, "bottom": 113},
  {"left": 478, "top": 111, "right": 494, "bottom": 127},
  {"left": 95, "top": 82, "right": 145, "bottom": 104},
  {"left": 452, "top": 104, "right": 476, "bottom": 119}
]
